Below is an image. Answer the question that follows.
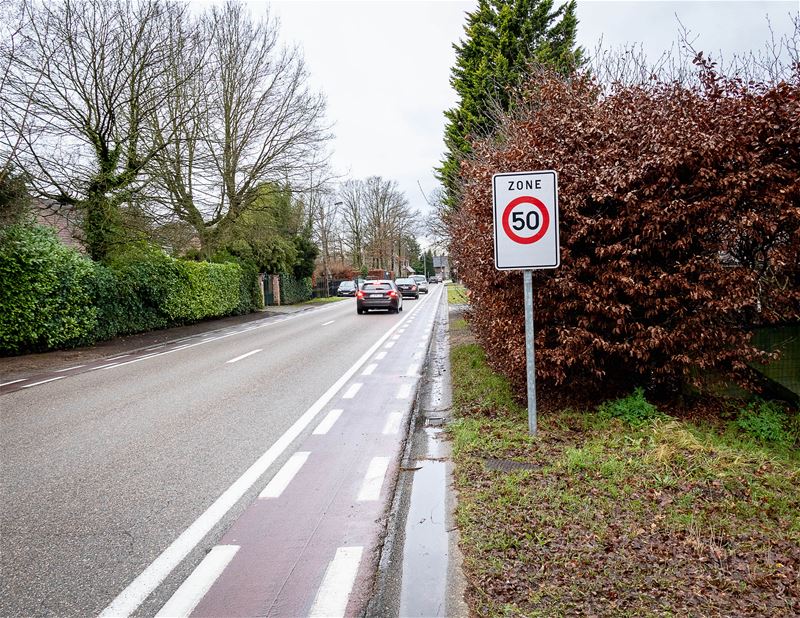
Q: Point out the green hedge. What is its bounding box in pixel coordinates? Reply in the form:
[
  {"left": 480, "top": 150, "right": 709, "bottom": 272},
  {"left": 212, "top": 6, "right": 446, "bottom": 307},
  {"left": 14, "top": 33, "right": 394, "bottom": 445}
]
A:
[
  {"left": 0, "top": 225, "right": 261, "bottom": 355},
  {"left": 280, "top": 273, "right": 312, "bottom": 305},
  {"left": 0, "top": 224, "right": 97, "bottom": 353}
]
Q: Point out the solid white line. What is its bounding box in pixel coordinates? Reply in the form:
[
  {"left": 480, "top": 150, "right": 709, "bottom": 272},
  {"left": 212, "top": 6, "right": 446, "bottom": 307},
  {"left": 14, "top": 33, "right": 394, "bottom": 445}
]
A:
[
  {"left": 382, "top": 412, "right": 403, "bottom": 435},
  {"left": 226, "top": 349, "right": 263, "bottom": 364},
  {"left": 154, "top": 545, "right": 239, "bottom": 618},
  {"left": 308, "top": 546, "right": 364, "bottom": 618},
  {"left": 258, "top": 452, "right": 310, "bottom": 499},
  {"left": 322, "top": 320, "right": 335, "bottom": 326},
  {"left": 406, "top": 363, "right": 420, "bottom": 376},
  {"left": 396, "top": 383, "right": 412, "bottom": 400},
  {"left": 384, "top": 341, "right": 395, "bottom": 349},
  {"left": 313, "top": 409, "right": 343, "bottom": 435},
  {"left": 106, "top": 354, "right": 130, "bottom": 361},
  {"left": 342, "top": 383, "right": 362, "bottom": 399},
  {"left": 21, "top": 376, "right": 65, "bottom": 389},
  {"left": 54, "top": 364, "right": 86, "bottom": 373},
  {"left": 357, "top": 457, "right": 390, "bottom": 502},
  {"left": 374, "top": 352, "right": 387, "bottom": 360},
  {"left": 0, "top": 378, "right": 25, "bottom": 387},
  {"left": 99, "top": 292, "right": 429, "bottom": 618},
  {"left": 361, "top": 364, "right": 377, "bottom": 376}
]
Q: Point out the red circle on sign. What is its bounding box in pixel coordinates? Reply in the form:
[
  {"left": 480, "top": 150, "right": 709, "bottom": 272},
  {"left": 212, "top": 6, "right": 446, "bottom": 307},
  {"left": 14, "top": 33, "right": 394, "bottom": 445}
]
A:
[{"left": 502, "top": 196, "right": 550, "bottom": 244}]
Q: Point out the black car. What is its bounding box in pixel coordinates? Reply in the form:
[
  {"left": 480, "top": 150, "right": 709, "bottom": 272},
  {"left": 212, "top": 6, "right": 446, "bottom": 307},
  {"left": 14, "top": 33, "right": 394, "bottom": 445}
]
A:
[
  {"left": 337, "top": 280, "right": 357, "bottom": 297},
  {"left": 394, "top": 277, "right": 419, "bottom": 299},
  {"left": 357, "top": 280, "right": 404, "bottom": 314}
]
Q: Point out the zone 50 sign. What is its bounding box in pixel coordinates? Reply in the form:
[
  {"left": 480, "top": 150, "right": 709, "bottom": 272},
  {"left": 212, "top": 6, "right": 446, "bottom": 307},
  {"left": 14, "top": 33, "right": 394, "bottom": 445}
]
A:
[{"left": 492, "top": 171, "right": 560, "bottom": 270}]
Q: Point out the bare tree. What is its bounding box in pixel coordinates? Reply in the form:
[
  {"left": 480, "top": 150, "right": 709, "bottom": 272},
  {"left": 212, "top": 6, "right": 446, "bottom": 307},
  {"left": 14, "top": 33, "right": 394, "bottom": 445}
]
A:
[
  {"left": 360, "top": 176, "right": 413, "bottom": 274},
  {"left": 1, "top": 0, "right": 197, "bottom": 258},
  {"left": 148, "top": 1, "right": 330, "bottom": 255},
  {"left": 338, "top": 178, "right": 366, "bottom": 267}
]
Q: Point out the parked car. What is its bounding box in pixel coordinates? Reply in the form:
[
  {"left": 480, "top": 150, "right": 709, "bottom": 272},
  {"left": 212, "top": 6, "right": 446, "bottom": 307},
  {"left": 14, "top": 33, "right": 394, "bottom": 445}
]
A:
[
  {"left": 411, "top": 275, "right": 429, "bottom": 293},
  {"left": 356, "top": 280, "right": 404, "bottom": 314},
  {"left": 337, "top": 280, "right": 357, "bottom": 297},
  {"left": 394, "top": 277, "right": 419, "bottom": 299}
]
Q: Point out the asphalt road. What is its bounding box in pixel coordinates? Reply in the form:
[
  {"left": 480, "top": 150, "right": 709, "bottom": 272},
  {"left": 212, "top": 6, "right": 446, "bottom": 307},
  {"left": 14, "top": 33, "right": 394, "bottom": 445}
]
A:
[{"left": 0, "top": 287, "right": 444, "bottom": 617}]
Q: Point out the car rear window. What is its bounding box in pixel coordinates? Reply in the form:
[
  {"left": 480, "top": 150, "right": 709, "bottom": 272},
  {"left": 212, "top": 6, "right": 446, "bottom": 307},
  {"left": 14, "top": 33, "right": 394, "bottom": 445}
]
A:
[
  {"left": 396, "top": 279, "right": 413, "bottom": 284},
  {"left": 362, "top": 283, "right": 391, "bottom": 291}
]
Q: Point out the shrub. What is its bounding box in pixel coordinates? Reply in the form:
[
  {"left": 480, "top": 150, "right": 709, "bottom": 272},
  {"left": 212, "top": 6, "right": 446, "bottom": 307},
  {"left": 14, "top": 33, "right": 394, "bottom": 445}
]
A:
[
  {"left": 1, "top": 231, "right": 261, "bottom": 355},
  {"left": 0, "top": 223, "right": 97, "bottom": 353},
  {"left": 598, "top": 388, "right": 664, "bottom": 426},
  {"left": 163, "top": 260, "right": 241, "bottom": 321},
  {"left": 452, "top": 65, "right": 800, "bottom": 398},
  {"left": 735, "top": 400, "right": 793, "bottom": 446},
  {"left": 211, "top": 252, "right": 262, "bottom": 314},
  {"left": 280, "top": 273, "right": 312, "bottom": 305}
]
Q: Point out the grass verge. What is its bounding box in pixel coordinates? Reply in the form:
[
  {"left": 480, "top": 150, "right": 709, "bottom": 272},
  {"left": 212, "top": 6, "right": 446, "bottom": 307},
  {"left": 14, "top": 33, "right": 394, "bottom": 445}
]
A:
[
  {"left": 448, "top": 284, "right": 469, "bottom": 305},
  {"left": 449, "top": 319, "right": 799, "bottom": 617}
]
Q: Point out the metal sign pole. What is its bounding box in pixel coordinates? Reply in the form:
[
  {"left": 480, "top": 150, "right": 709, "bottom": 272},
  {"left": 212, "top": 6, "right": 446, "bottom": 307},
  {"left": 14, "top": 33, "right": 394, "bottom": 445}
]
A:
[{"left": 523, "top": 270, "right": 537, "bottom": 434}]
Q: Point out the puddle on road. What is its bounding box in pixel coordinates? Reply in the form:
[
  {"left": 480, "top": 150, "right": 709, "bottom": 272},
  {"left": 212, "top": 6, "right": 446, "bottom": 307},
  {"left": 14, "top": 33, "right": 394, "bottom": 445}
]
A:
[{"left": 399, "top": 427, "right": 449, "bottom": 617}]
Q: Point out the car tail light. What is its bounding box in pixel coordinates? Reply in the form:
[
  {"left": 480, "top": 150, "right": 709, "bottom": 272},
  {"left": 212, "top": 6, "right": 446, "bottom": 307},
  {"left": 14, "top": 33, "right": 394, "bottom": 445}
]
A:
[
  {"left": 411, "top": 285, "right": 417, "bottom": 290},
  {"left": 387, "top": 290, "right": 398, "bottom": 298},
  {"left": 356, "top": 290, "right": 365, "bottom": 299}
]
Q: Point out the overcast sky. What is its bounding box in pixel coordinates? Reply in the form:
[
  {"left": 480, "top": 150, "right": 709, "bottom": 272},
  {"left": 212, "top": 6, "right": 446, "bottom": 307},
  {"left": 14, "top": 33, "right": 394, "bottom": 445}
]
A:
[{"left": 264, "top": 0, "right": 798, "bottom": 228}]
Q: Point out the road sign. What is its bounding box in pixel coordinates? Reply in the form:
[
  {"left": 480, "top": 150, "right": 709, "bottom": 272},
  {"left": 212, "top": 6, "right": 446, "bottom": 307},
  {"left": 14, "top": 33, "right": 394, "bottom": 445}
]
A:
[
  {"left": 492, "top": 171, "right": 559, "bottom": 270},
  {"left": 491, "top": 170, "right": 560, "bottom": 435}
]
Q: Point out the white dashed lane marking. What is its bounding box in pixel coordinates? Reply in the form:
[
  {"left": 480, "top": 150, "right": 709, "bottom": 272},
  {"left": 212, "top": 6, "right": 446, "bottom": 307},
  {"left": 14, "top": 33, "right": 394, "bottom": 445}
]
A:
[
  {"left": 308, "top": 546, "right": 364, "bottom": 618},
  {"left": 54, "top": 365, "right": 86, "bottom": 373},
  {"left": 259, "top": 452, "right": 310, "bottom": 499},
  {"left": 155, "top": 545, "right": 240, "bottom": 618},
  {"left": 313, "top": 409, "right": 343, "bottom": 435},
  {"left": 382, "top": 412, "right": 403, "bottom": 435},
  {"left": 226, "top": 349, "right": 262, "bottom": 364},
  {"left": 357, "top": 457, "right": 390, "bottom": 502},
  {"left": 361, "top": 364, "right": 377, "bottom": 376},
  {"left": 342, "top": 383, "right": 362, "bottom": 399},
  {"left": 396, "top": 384, "right": 412, "bottom": 400},
  {"left": 21, "top": 376, "right": 65, "bottom": 388}
]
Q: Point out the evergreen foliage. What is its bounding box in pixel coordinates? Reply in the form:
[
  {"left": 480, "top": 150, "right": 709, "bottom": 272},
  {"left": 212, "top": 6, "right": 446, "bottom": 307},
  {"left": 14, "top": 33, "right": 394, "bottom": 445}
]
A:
[
  {"left": 0, "top": 224, "right": 260, "bottom": 355},
  {"left": 439, "top": 0, "right": 582, "bottom": 210},
  {"left": 0, "top": 224, "right": 97, "bottom": 353}
]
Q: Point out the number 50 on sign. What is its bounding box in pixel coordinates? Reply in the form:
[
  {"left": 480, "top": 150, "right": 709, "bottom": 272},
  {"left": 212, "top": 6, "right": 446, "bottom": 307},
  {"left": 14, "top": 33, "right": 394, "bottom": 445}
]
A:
[{"left": 492, "top": 171, "right": 559, "bottom": 270}]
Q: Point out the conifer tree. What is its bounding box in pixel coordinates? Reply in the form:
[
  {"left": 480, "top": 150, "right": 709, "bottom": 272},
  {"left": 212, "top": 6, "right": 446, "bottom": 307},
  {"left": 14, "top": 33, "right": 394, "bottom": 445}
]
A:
[{"left": 439, "top": 0, "right": 582, "bottom": 210}]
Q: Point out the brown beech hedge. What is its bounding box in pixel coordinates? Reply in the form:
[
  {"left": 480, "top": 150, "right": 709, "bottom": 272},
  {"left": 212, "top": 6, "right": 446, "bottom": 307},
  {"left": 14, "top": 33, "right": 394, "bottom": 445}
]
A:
[{"left": 453, "top": 61, "right": 800, "bottom": 397}]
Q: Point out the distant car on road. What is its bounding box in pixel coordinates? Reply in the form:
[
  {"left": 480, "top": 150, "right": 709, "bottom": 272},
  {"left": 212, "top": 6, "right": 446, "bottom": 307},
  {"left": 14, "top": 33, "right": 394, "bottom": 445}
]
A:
[
  {"left": 337, "top": 281, "right": 357, "bottom": 297},
  {"left": 394, "top": 277, "right": 419, "bottom": 299},
  {"left": 356, "top": 280, "right": 404, "bottom": 314},
  {"left": 428, "top": 276, "right": 438, "bottom": 284},
  {"left": 411, "top": 275, "right": 428, "bottom": 293}
]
